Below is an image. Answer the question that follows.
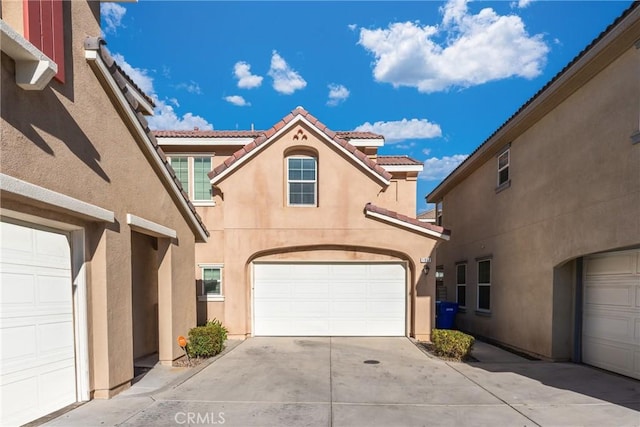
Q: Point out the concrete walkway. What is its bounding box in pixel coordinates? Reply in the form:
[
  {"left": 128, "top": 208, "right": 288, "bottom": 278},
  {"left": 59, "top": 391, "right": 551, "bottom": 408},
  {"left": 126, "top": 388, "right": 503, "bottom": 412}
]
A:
[{"left": 44, "top": 338, "right": 640, "bottom": 427}]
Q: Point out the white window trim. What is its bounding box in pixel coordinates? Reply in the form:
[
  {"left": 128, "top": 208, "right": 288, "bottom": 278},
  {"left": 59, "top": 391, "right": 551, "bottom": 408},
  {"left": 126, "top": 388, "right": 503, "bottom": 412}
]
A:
[
  {"left": 286, "top": 155, "right": 317, "bottom": 207},
  {"left": 497, "top": 149, "right": 510, "bottom": 187},
  {"left": 477, "top": 259, "right": 491, "bottom": 312},
  {"left": 198, "top": 264, "right": 224, "bottom": 302},
  {"left": 456, "top": 263, "right": 467, "bottom": 309}
]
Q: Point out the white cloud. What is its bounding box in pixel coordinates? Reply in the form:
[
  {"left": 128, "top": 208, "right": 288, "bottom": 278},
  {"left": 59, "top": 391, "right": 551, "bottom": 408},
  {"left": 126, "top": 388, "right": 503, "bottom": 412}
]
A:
[
  {"left": 511, "top": 0, "right": 534, "bottom": 9},
  {"left": 358, "top": 0, "right": 549, "bottom": 93},
  {"left": 422, "top": 148, "right": 432, "bottom": 156},
  {"left": 175, "top": 81, "right": 202, "bottom": 94},
  {"left": 268, "top": 51, "right": 307, "bottom": 95},
  {"left": 348, "top": 24, "right": 358, "bottom": 31},
  {"left": 148, "top": 102, "right": 214, "bottom": 130},
  {"left": 110, "top": 52, "right": 213, "bottom": 131},
  {"left": 420, "top": 154, "right": 469, "bottom": 180},
  {"left": 234, "top": 62, "right": 263, "bottom": 89},
  {"left": 354, "top": 118, "right": 442, "bottom": 143},
  {"left": 327, "top": 84, "right": 350, "bottom": 106},
  {"left": 224, "top": 95, "right": 251, "bottom": 107},
  {"left": 112, "top": 53, "right": 155, "bottom": 95},
  {"left": 100, "top": 3, "right": 127, "bottom": 35}
]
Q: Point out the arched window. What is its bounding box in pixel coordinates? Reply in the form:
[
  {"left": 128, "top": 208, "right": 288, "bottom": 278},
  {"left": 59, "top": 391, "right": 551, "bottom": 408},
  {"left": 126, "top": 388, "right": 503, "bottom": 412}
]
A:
[{"left": 286, "top": 154, "right": 317, "bottom": 206}]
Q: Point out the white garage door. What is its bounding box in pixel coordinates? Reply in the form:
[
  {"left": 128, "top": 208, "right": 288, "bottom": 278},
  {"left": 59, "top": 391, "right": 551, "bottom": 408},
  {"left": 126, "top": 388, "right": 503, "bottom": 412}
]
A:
[
  {"left": 253, "top": 263, "right": 406, "bottom": 336},
  {"left": 1, "top": 221, "right": 77, "bottom": 426},
  {"left": 583, "top": 249, "right": 640, "bottom": 380}
]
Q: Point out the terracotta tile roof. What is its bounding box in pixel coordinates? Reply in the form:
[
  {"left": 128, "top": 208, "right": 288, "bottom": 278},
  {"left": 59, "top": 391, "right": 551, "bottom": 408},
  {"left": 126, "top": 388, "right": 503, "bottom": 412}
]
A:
[
  {"left": 208, "top": 107, "right": 393, "bottom": 183},
  {"left": 85, "top": 37, "right": 208, "bottom": 239},
  {"left": 153, "top": 130, "right": 384, "bottom": 140},
  {"left": 365, "top": 203, "right": 450, "bottom": 238},
  {"left": 153, "top": 130, "right": 263, "bottom": 138},
  {"left": 377, "top": 155, "right": 423, "bottom": 166},
  {"left": 102, "top": 48, "right": 155, "bottom": 108},
  {"left": 428, "top": 1, "right": 640, "bottom": 201},
  {"left": 336, "top": 131, "right": 384, "bottom": 140}
]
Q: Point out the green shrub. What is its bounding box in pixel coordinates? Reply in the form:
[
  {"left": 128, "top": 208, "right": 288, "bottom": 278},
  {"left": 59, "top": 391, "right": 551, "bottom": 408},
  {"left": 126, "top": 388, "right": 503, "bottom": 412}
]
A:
[
  {"left": 187, "top": 319, "right": 228, "bottom": 358},
  {"left": 431, "top": 329, "right": 475, "bottom": 361}
]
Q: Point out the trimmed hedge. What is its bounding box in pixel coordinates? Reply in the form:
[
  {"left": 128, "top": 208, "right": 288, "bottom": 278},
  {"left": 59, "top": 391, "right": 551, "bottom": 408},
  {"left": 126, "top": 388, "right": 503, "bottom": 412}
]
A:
[
  {"left": 431, "top": 329, "right": 475, "bottom": 361},
  {"left": 187, "top": 319, "right": 228, "bottom": 358}
]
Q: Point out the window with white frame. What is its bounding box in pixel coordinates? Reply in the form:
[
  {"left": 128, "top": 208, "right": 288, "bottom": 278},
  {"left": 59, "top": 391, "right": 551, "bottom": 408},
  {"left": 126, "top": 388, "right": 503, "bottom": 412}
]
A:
[
  {"left": 199, "top": 265, "right": 223, "bottom": 301},
  {"left": 287, "top": 156, "right": 317, "bottom": 206},
  {"left": 477, "top": 259, "right": 491, "bottom": 312},
  {"left": 169, "top": 156, "right": 214, "bottom": 204},
  {"left": 497, "top": 149, "right": 510, "bottom": 187},
  {"left": 456, "top": 263, "right": 466, "bottom": 309},
  {"left": 170, "top": 157, "right": 189, "bottom": 191},
  {"left": 436, "top": 201, "right": 443, "bottom": 226},
  {"left": 193, "top": 157, "right": 213, "bottom": 201}
]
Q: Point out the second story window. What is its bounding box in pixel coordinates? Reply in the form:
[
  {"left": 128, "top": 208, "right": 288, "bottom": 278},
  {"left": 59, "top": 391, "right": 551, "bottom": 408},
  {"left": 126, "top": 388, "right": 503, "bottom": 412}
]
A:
[
  {"left": 436, "top": 201, "right": 443, "bottom": 226},
  {"left": 193, "top": 157, "right": 212, "bottom": 202},
  {"left": 169, "top": 156, "right": 213, "bottom": 204},
  {"left": 287, "top": 156, "right": 317, "bottom": 206},
  {"left": 497, "top": 149, "right": 510, "bottom": 187},
  {"left": 171, "top": 157, "right": 189, "bottom": 190}
]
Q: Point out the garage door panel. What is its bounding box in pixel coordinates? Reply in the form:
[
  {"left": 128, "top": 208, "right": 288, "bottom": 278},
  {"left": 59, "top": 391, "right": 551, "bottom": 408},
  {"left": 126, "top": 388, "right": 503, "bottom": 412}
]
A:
[
  {"left": 331, "top": 301, "right": 367, "bottom": 316},
  {"left": 585, "top": 284, "right": 635, "bottom": 308},
  {"left": 368, "top": 263, "right": 405, "bottom": 278},
  {"left": 583, "top": 310, "right": 631, "bottom": 341},
  {"left": 293, "top": 281, "right": 329, "bottom": 297},
  {"left": 39, "top": 320, "right": 75, "bottom": 353},
  {"left": 1, "top": 324, "right": 37, "bottom": 361},
  {"left": 582, "top": 337, "right": 634, "bottom": 374},
  {"left": 1, "top": 272, "right": 36, "bottom": 304},
  {"left": 291, "top": 301, "right": 330, "bottom": 316},
  {"left": 254, "top": 263, "right": 405, "bottom": 336},
  {"left": 332, "top": 282, "right": 367, "bottom": 297},
  {"left": 584, "top": 249, "right": 640, "bottom": 380}
]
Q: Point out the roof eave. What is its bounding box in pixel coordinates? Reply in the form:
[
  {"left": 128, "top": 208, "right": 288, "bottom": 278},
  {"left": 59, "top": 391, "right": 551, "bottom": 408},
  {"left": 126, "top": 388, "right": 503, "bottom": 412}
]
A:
[{"left": 85, "top": 41, "right": 209, "bottom": 243}]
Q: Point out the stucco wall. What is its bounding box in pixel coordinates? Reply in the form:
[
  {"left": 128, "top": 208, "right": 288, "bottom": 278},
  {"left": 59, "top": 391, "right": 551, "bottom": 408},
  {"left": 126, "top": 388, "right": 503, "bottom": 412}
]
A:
[
  {"left": 1, "top": 1, "right": 198, "bottom": 397},
  {"left": 435, "top": 44, "right": 640, "bottom": 359}
]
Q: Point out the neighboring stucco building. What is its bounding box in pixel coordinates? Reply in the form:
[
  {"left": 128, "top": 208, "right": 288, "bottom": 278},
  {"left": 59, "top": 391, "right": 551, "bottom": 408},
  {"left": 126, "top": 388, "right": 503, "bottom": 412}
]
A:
[
  {"left": 155, "top": 107, "right": 450, "bottom": 341},
  {"left": 1, "top": 1, "right": 208, "bottom": 424},
  {"left": 427, "top": 3, "right": 640, "bottom": 380}
]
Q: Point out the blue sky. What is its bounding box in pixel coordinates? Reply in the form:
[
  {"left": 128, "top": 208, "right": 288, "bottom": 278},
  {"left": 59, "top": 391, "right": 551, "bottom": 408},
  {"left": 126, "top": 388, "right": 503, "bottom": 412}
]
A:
[{"left": 100, "top": 0, "right": 632, "bottom": 213}]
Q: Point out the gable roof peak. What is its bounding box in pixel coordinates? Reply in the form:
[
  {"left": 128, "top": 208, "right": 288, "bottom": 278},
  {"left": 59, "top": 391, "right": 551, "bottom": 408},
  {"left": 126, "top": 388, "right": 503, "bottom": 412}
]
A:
[{"left": 209, "top": 107, "right": 393, "bottom": 185}]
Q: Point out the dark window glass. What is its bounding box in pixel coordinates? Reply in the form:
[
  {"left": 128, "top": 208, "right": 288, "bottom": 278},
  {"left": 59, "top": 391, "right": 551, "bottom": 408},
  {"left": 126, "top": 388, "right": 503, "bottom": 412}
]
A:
[
  {"left": 457, "top": 285, "right": 466, "bottom": 307},
  {"left": 478, "top": 286, "right": 490, "bottom": 310}
]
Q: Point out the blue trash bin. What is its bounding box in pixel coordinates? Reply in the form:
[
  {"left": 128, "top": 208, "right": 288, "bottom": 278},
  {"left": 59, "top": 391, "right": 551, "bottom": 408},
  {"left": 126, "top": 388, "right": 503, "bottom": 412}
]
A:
[{"left": 436, "top": 301, "right": 459, "bottom": 329}]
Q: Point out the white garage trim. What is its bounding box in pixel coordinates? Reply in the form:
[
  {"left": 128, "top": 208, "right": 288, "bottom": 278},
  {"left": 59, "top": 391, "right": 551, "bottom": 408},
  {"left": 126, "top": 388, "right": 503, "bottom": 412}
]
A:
[
  {"left": 583, "top": 248, "right": 640, "bottom": 380},
  {"left": 252, "top": 262, "right": 407, "bottom": 337},
  {"left": 0, "top": 173, "right": 114, "bottom": 223}
]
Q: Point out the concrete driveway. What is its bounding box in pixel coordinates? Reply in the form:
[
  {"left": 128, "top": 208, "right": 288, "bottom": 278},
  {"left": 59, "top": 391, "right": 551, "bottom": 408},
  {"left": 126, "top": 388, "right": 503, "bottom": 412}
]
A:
[{"left": 46, "top": 337, "right": 640, "bottom": 427}]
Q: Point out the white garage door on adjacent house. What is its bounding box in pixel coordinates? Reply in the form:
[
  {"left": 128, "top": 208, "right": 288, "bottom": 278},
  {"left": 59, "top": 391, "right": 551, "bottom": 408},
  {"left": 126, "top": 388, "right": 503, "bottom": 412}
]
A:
[
  {"left": 253, "top": 262, "right": 406, "bottom": 336},
  {"left": 1, "top": 221, "right": 77, "bottom": 426},
  {"left": 583, "top": 248, "right": 640, "bottom": 380}
]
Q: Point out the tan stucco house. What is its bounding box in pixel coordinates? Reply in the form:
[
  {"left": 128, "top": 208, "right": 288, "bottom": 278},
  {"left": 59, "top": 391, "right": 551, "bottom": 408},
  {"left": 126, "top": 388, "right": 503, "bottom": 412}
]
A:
[
  {"left": 427, "top": 3, "right": 640, "bottom": 380},
  {"left": 1, "top": 1, "right": 208, "bottom": 424},
  {"left": 155, "top": 107, "right": 450, "bottom": 341}
]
